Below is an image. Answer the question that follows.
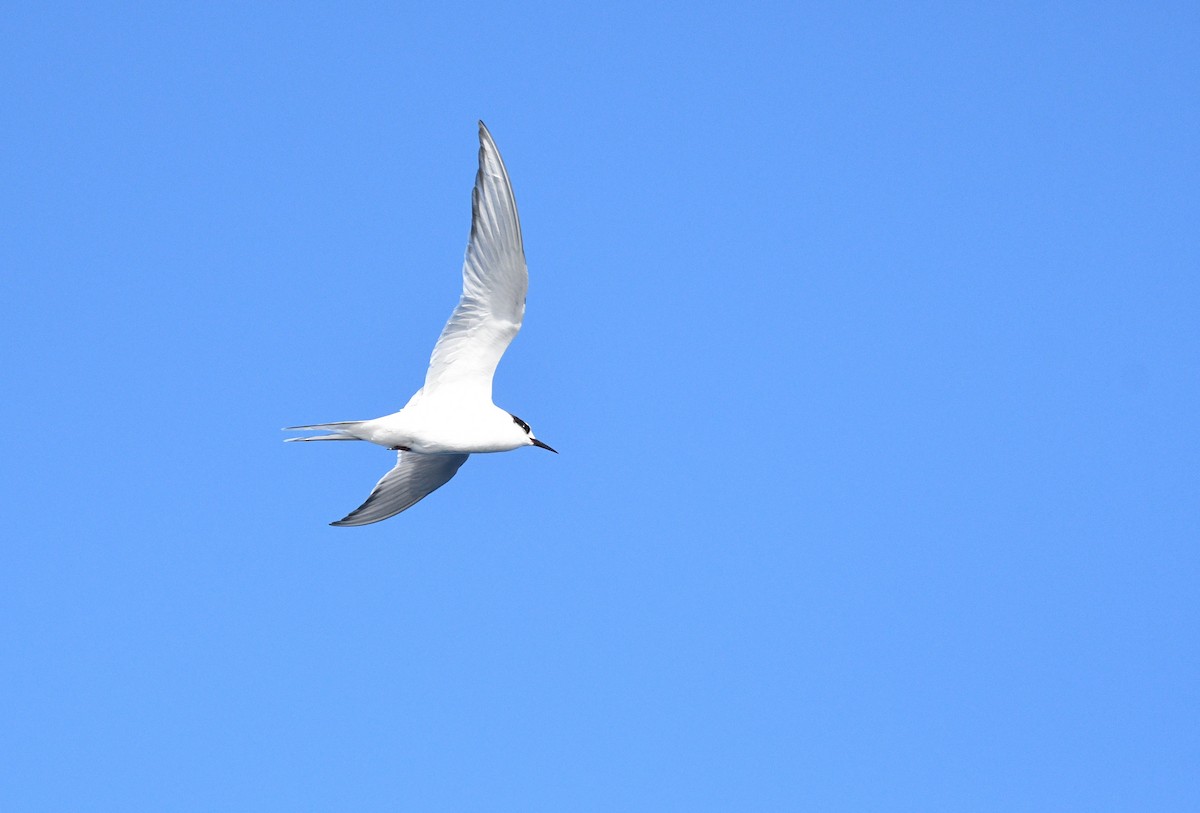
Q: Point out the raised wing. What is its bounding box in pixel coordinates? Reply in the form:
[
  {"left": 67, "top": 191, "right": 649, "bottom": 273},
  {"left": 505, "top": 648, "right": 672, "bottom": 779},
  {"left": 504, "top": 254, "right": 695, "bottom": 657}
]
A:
[
  {"left": 422, "top": 121, "right": 527, "bottom": 403},
  {"left": 330, "top": 452, "right": 470, "bottom": 527}
]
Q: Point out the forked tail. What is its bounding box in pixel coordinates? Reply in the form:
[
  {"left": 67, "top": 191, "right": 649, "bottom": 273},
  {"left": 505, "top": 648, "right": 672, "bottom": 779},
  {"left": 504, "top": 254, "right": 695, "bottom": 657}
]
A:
[{"left": 283, "top": 421, "right": 366, "bottom": 442}]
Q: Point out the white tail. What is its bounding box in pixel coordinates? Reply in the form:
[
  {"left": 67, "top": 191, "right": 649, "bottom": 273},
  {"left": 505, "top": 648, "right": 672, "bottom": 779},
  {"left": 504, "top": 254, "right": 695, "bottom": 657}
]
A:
[
  {"left": 283, "top": 421, "right": 366, "bottom": 442},
  {"left": 284, "top": 434, "right": 358, "bottom": 442}
]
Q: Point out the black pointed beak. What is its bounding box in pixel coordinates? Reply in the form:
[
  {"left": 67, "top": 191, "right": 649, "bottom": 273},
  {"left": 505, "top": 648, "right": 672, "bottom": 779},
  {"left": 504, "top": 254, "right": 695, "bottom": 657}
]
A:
[{"left": 531, "top": 438, "right": 558, "bottom": 454}]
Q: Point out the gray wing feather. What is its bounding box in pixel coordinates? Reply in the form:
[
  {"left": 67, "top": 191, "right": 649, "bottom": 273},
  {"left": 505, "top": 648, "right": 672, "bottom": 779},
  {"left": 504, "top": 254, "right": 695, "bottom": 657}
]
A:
[
  {"left": 331, "top": 453, "right": 470, "bottom": 527},
  {"left": 422, "top": 121, "right": 527, "bottom": 402}
]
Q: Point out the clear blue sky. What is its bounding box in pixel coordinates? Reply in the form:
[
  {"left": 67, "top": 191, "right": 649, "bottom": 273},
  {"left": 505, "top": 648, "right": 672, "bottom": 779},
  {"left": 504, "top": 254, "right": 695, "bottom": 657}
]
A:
[{"left": 2, "top": 2, "right": 1197, "bottom": 810}]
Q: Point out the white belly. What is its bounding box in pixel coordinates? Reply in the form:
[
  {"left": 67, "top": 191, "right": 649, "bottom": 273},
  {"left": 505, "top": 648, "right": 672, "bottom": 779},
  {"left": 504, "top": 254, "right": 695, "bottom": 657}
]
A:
[{"left": 359, "top": 404, "right": 524, "bottom": 454}]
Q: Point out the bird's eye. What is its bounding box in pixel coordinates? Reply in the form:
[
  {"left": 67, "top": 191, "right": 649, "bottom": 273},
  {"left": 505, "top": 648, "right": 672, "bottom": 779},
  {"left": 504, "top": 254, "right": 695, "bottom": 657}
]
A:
[{"left": 510, "top": 414, "right": 531, "bottom": 434}]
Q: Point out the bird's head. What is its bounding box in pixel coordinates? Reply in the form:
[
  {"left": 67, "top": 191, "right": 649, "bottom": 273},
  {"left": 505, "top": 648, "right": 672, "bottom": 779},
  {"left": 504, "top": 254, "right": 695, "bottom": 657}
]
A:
[{"left": 509, "top": 413, "right": 557, "bottom": 453}]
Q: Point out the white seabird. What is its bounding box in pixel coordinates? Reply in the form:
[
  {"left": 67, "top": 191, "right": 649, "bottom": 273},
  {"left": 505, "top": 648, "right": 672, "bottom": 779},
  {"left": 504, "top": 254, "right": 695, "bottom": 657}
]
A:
[{"left": 286, "top": 121, "right": 555, "bottom": 526}]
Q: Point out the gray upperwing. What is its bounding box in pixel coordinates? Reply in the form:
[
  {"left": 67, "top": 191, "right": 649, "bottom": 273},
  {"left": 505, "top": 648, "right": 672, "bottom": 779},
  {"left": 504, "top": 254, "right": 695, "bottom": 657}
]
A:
[{"left": 330, "top": 452, "right": 470, "bottom": 527}]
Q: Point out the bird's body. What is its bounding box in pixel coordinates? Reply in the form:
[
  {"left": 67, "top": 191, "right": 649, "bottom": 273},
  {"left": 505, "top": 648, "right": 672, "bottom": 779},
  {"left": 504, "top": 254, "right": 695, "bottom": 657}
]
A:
[
  {"left": 294, "top": 402, "right": 531, "bottom": 455},
  {"left": 286, "top": 122, "right": 555, "bottom": 526}
]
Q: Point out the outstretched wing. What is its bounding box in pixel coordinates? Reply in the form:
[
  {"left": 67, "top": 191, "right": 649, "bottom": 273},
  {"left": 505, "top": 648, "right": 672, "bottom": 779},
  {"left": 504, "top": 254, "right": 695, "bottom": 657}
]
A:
[
  {"left": 422, "top": 121, "right": 527, "bottom": 404},
  {"left": 331, "top": 452, "right": 470, "bottom": 527}
]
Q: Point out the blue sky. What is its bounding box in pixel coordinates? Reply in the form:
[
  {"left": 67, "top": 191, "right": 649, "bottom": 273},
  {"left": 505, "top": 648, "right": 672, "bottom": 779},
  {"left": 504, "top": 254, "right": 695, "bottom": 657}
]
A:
[{"left": 2, "top": 2, "right": 1197, "bottom": 809}]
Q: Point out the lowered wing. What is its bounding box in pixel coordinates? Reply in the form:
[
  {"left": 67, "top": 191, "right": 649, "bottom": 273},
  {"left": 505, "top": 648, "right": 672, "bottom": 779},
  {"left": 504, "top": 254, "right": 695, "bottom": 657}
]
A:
[{"left": 330, "top": 452, "right": 470, "bottom": 527}]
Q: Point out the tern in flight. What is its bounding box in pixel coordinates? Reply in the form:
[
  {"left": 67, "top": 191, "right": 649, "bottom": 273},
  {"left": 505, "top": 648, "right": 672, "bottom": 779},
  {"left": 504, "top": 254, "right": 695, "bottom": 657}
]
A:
[{"left": 286, "top": 122, "right": 555, "bottom": 526}]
